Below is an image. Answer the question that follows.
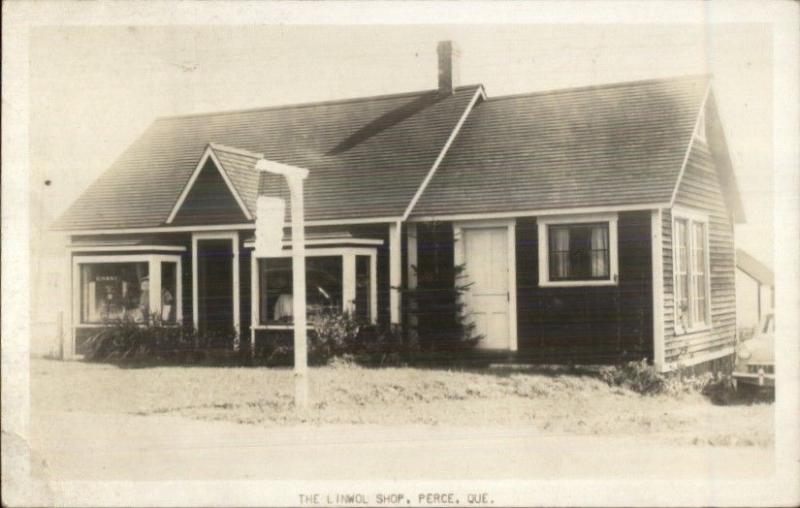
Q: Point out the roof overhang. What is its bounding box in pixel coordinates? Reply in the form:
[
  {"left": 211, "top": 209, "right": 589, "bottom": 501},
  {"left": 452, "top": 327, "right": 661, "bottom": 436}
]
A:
[
  {"left": 242, "top": 230, "right": 383, "bottom": 249},
  {"left": 670, "top": 84, "right": 746, "bottom": 224},
  {"left": 67, "top": 237, "right": 187, "bottom": 253}
]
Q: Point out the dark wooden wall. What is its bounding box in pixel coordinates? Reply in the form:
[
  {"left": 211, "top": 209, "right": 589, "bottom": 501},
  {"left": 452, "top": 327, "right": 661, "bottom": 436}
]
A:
[
  {"left": 515, "top": 211, "right": 653, "bottom": 363},
  {"left": 171, "top": 160, "right": 249, "bottom": 225},
  {"left": 663, "top": 141, "right": 736, "bottom": 364}
]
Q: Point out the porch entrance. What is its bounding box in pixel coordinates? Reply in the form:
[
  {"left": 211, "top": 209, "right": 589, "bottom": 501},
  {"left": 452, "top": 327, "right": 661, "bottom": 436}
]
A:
[
  {"left": 458, "top": 224, "right": 516, "bottom": 350},
  {"left": 195, "top": 238, "right": 235, "bottom": 335}
]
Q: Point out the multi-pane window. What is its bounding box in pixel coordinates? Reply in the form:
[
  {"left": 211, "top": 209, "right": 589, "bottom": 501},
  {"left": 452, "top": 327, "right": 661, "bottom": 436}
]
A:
[
  {"left": 674, "top": 213, "right": 710, "bottom": 333},
  {"left": 547, "top": 224, "right": 610, "bottom": 281},
  {"left": 538, "top": 214, "right": 618, "bottom": 286}
]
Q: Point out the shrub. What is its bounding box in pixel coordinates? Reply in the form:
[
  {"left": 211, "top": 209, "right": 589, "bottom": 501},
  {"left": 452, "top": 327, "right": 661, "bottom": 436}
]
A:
[
  {"left": 400, "top": 262, "right": 483, "bottom": 352},
  {"left": 82, "top": 315, "right": 238, "bottom": 364},
  {"left": 599, "top": 359, "right": 732, "bottom": 398},
  {"left": 599, "top": 359, "right": 667, "bottom": 395},
  {"left": 309, "top": 309, "right": 363, "bottom": 360},
  {"left": 359, "top": 324, "right": 421, "bottom": 366},
  {"left": 305, "top": 311, "right": 421, "bottom": 366}
]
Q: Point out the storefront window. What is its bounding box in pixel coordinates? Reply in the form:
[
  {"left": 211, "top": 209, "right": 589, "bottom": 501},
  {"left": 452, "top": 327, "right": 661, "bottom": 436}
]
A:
[
  {"left": 259, "top": 256, "right": 343, "bottom": 324},
  {"left": 80, "top": 263, "right": 149, "bottom": 323},
  {"left": 161, "top": 261, "right": 177, "bottom": 322},
  {"left": 355, "top": 255, "right": 371, "bottom": 320}
]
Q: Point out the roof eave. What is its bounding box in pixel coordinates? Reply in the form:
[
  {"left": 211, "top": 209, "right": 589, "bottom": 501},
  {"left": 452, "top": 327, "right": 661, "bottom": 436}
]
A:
[{"left": 704, "top": 87, "right": 747, "bottom": 224}]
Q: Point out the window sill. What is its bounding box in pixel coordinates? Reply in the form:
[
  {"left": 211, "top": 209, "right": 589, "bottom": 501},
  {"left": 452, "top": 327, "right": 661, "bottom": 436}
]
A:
[
  {"left": 253, "top": 324, "right": 315, "bottom": 331},
  {"left": 76, "top": 322, "right": 181, "bottom": 328},
  {"left": 539, "top": 279, "right": 618, "bottom": 288}
]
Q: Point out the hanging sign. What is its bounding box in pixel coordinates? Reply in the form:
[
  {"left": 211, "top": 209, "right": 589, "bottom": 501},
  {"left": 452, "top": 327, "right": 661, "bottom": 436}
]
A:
[{"left": 255, "top": 196, "right": 285, "bottom": 257}]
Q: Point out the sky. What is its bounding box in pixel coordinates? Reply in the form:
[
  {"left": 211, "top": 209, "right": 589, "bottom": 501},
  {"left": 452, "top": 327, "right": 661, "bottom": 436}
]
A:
[{"left": 29, "top": 23, "right": 773, "bottom": 265}]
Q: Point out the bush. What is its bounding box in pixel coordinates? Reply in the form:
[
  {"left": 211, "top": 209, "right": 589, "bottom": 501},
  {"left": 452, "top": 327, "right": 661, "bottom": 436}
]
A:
[
  {"left": 309, "top": 309, "right": 363, "bottom": 360},
  {"left": 400, "top": 262, "right": 483, "bottom": 352},
  {"left": 599, "top": 359, "right": 667, "bottom": 395},
  {"left": 358, "top": 324, "right": 421, "bottom": 366},
  {"left": 82, "top": 315, "right": 238, "bottom": 364},
  {"left": 599, "top": 359, "right": 733, "bottom": 398},
  {"left": 254, "top": 310, "right": 420, "bottom": 367}
]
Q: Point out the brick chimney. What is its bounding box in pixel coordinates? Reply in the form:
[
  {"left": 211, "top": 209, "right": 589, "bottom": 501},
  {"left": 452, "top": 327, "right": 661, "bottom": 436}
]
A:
[{"left": 437, "top": 40, "right": 459, "bottom": 95}]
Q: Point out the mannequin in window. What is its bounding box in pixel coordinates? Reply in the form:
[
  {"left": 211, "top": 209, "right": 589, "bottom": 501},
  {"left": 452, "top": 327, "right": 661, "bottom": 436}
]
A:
[
  {"left": 137, "top": 277, "right": 150, "bottom": 322},
  {"left": 161, "top": 287, "right": 174, "bottom": 322},
  {"left": 273, "top": 274, "right": 293, "bottom": 321},
  {"left": 98, "top": 284, "right": 123, "bottom": 322}
]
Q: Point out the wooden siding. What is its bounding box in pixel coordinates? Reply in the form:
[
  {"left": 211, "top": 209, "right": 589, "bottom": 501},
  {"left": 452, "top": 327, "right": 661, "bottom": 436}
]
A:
[
  {"left": 172, "top": 160, "right": 249, "bottom": 226},
  {"left": 664, "top": 141, "right": 736, "bottom": 364},
  {"left": 515, "top": 212, "right": 653, "bottom": 363}
]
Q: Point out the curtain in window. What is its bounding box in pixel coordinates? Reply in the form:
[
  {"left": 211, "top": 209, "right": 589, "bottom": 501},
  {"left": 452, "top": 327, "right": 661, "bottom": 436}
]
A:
[
  {"left": 590, "top": 225, "right": 608, "bottom": 277},
  {"left": 553, "top": 228, "right": 570, "bottom": 278}
]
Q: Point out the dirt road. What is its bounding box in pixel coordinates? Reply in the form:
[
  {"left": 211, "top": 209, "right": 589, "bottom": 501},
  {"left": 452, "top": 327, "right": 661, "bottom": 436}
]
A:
[{"left": 31, "top": 409, "right": 774, "bottom": 482}]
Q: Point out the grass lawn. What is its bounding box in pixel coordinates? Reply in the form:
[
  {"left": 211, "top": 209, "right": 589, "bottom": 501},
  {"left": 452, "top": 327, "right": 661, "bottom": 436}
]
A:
[{"left": 31, "top": 358, "right": 773, "bottom": 448}]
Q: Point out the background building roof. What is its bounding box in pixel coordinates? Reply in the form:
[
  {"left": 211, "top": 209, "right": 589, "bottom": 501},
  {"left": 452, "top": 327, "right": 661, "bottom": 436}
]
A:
[{"left": 736, "top": 248, "right": 774, "bottom": 286}]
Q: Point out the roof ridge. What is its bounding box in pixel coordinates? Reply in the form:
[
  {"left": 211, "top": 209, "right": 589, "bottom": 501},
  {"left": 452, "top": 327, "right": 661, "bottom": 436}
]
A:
[
  {"left": 157, "top": 84, "right": 484, "bottom": 121},
  {"left": 209, "top": 142, "right": 264, "bottom": 160},
  {"left": 485, "top": 74, "right": 712, "bottom": 103}
]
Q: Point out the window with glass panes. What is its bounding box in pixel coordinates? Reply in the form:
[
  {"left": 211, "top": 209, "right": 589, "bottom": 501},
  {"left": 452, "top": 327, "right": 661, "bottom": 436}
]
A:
[
  {"left": 673, "top": 213, "right": 710, "bottom": 333},
  {"left": 547, "top": 223, "right": 610, "bottom": 281}
]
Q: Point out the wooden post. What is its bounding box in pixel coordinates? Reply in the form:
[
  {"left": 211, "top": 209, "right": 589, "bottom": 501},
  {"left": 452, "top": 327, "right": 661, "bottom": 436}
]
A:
[
  {"left": 406, "top": 223, "right": 418, "bottom": 340},
  {"left": 63, "top": 250, "right": 72, "bottom": 359},
  {"left": 651, "top": 209, "right": 665, "bottom": 372},
  {"left": 256, "top": 159, "right": 310, "bottom": 409},
  {"left": 343, "top": 252, "right": 356, "bottom": 314},
  {"left": 232, "top": 235, "right": 240, "bottom": 351},
  {"left": 250, "top": 254, "right": 258, "bottom": 357},
  {"left": 288, "top": 176, "right": 309, "bottom": 409},
  {"left": 389, "top": 221, "right": 402, "bottom": 326}
]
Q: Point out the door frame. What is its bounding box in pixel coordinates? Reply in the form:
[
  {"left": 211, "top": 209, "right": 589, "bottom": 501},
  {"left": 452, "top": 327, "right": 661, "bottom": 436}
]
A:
[
  {"left": 453, "top": 219, "right": 518, "bottom": 351},
  {"left": 191, "top": 231, "right": 240, "bottom": 339}
]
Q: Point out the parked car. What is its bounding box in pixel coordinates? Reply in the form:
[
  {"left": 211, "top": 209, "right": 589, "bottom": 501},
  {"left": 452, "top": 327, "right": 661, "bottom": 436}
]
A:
[{"left": 733, "top": 312, "right": 774, "bottom": 392}]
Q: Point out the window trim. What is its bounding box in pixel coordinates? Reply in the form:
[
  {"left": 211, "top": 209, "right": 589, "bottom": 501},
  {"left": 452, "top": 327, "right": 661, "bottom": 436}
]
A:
[
  {"left": 251, "top": 246, "right": 378, "bottom": 330},
  {"left": 672, "top": 206, "right": 712, "bottom": 335},
  {"left": 72, "top": 253, "right": 183, "bottom": 327},
  {"left": 537, "top": 213, "right": 619, "bottom": 287}
]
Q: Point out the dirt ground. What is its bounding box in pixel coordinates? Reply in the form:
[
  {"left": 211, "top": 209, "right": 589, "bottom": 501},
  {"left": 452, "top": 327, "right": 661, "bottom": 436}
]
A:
[{"left": 30, "top": 358, "right": 773, "bottom": 448}]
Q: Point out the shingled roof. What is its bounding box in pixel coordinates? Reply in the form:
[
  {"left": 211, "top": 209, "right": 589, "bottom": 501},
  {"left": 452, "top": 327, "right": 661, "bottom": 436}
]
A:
[
  {"left": 54, "top": 85, "right": 482, "bottom": 230},
  {"left": 408, "top": 75, "right": 713, "bottom": 218},
  {"left": 54, "top": 74, "right": 742, "bottom": 231}
]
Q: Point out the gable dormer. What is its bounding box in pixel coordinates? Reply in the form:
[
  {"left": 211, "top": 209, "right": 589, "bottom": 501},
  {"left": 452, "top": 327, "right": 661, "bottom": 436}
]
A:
[{"left": 167, "top": 145, "right": 256, "bottom": 226}]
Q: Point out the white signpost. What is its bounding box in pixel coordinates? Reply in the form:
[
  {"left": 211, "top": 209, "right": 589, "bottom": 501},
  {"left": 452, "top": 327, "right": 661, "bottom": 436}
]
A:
[{"left": 255, "top": 159, "right": 310, "bottom": 409}]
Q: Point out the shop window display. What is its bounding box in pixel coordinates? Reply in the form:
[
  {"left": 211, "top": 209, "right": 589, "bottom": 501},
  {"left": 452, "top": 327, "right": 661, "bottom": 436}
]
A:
[{"left": 80, "top": 263, "right": 149, "bottom": 323}]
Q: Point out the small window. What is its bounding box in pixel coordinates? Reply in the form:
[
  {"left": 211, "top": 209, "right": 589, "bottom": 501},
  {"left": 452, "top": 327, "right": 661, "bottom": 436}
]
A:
[
  {"left": 538, "top": 214, "right": 618, "bottom": 286},
  {"left": 548, "top": 223, "right": 610, "bottom": 281},
  {"left": 673, "top": 210, "right": 711, "bottom": 334}
]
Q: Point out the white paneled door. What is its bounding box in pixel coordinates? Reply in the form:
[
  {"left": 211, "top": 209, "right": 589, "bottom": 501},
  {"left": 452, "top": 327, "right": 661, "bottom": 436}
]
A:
[{"left": 461, "top": 226, "right": 511, "bottom": 350}]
